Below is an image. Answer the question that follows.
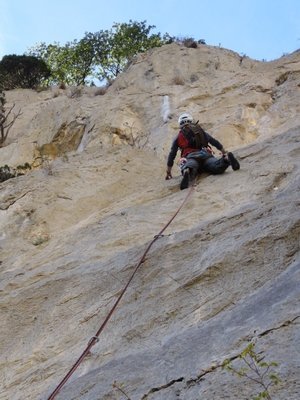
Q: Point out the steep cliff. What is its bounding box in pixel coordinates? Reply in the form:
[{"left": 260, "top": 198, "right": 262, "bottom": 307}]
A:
[{"left": 0, "top": 43, "right": 299, "bottom": 400}]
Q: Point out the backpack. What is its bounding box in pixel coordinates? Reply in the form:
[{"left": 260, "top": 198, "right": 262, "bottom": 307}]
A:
[{"left": 182, "top": 121, "right": 209, "bottom": 149}]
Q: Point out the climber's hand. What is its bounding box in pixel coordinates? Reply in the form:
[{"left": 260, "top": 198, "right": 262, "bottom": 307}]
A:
[{"left": 165, "top": 167, "right": 172, "bottom": 180}]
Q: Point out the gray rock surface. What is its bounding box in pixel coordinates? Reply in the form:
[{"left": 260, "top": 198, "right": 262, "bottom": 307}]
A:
[{"left": 0, "top": 43, "right": 299, "bottom": 400}]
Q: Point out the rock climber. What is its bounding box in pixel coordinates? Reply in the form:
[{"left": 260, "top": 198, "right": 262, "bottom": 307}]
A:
[{"left": 165, "top": 112, "right": 240, "bottom": 190}]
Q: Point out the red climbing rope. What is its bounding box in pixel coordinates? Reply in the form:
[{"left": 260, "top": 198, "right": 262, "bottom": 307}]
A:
[{"left": 47, "top": 184, "right": 195, "bottom": 399}]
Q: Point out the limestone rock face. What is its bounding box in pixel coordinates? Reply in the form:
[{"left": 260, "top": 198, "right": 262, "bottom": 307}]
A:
[{"left": 0, "top": 44, "right": 299, "bottom": 400}]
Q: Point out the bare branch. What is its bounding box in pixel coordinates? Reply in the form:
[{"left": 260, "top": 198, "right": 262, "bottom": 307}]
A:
[{"left": 0, "top": 103, "right": 22, "bottom": 145}]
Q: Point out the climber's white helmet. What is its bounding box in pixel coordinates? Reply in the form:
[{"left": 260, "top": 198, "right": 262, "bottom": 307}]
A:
[{"left": 178, "top": 112, "right": 193, "bottom": 128}]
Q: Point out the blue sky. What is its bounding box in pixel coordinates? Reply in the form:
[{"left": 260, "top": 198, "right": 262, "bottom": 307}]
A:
[{"left": 0, "top": 0, "right": 299, "bottom": 61}]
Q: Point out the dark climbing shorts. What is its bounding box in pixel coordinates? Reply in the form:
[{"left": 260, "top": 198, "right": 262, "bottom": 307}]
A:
[{"left": 183, "top": 149, "right": 230, "bottom": 175}]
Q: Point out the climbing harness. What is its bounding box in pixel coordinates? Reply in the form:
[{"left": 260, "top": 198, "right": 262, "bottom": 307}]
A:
[{"left": 47, "top": 184, "right": 195, "bottom": 400}]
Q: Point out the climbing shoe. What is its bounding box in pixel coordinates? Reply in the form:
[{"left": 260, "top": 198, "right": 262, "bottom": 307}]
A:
[
  {"left": 227, "top": 152, "right": 240, "bottom": 170},
  {"left": 180, "top": 168, "right": 190, "bottom": 190}
]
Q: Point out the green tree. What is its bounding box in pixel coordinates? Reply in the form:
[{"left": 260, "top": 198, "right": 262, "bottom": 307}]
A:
[
  {"left": 71, "top": 37, "right": 95, "bottom": 85},
  {"left": 0, "top": 54, "right": 50, "bottom": 90},
  {"left": 29, "top": 38, "right": 95, "bottom": 85},
  {"left": 29, "top": 20, "right": 174, "bottom": 85},
  {"left": 29, "top": 42, "right": 67, "bottom": 84},
  {"left": 89, "top": 20, "right": 172, "bottom": 81}
]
